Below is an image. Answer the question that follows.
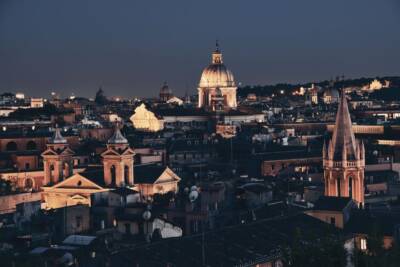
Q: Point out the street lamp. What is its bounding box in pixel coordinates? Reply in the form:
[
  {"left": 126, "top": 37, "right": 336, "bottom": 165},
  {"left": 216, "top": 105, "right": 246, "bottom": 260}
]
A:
[{"left": 187, "top": 185, "right": 205, "bottom": 266}]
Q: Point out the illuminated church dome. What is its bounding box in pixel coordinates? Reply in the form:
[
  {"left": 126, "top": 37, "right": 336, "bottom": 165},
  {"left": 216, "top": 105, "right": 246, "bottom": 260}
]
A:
[
  {"left": 199, "top": 54, "right": 236, "bottom": 88},
  {"left": 198, "top": 42, "right": 237, "bottom": 110}
]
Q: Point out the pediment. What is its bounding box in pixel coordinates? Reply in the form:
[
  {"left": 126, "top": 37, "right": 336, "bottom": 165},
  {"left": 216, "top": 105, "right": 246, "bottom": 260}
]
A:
[
  {"left": 41, "top": 148, "right": 59, "bottom": 156},
  {"left": 154, "top": 167, "right": 181, "bottom": 184},
  {"left": 121, "top": 148, "right": 135, "bottom": 156},
  {"left": 60, "top": 148, "right": 75, "bottom": 156},
  {"left": 41, "top": 147, "right": 75, "bottom": 156},
  {"left": 49, "top": 173, "right": 105, "bottom": 190},
  {"left": 101, "top": 149, "right": 122, "bottom": 157}
]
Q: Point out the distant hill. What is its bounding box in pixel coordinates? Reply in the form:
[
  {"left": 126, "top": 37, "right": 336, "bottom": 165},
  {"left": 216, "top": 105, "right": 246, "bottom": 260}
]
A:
[{"left": 238, "top": 76, "right": 400, "bottom": 97}]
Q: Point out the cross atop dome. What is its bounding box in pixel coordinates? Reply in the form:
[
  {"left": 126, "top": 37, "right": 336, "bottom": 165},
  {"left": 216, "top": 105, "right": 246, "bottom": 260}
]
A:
[
  {"left": 215, "top": 39, "right": 220, "bottom": 53},
  {"left": 212, "top": 40, "right": 223, "bottom": 64}
]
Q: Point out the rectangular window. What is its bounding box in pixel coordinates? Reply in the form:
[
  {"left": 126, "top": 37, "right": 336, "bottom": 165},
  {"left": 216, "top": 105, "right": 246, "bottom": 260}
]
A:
[
  {"left": 330, "top": 217, "right": 336, "bottom": 225},
  {"left": 361, "top": 238, "right": 367, "bottom": 251}
]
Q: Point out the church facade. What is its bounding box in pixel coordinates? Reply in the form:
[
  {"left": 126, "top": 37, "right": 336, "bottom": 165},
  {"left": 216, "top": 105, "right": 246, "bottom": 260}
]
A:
[{"left": 41, "top": 126, "right": 180, "bottom": 209}]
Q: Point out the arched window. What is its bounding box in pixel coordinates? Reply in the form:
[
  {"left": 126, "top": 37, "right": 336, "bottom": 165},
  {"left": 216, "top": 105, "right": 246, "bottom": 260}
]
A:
[
  {"left": 26, "top": 141, "right": 37, "bottom": 150},
  {"left": 124, "top": 166, "right": 130, "bottom": 186},
  {"left": 337, "top": 178, "right": 341, "bottom": 197},
  {"left": 349, "top": 176, "right": 353, "bottom": 198},
  {"left": 6, "top": 141, "right": 17, "bottom": 151},
  {"left": 63, "top": 162, "right": 70, "bottom": 179},
  {"left": 110, "top": 165, "right": 116, "bottom": 186},
  {"left": 49, "top": 164, "right": 55, "bottom": 184}
]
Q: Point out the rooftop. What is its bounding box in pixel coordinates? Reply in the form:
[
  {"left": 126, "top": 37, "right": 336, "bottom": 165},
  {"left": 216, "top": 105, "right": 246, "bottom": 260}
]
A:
[
  {"left": 111, "top": 213, "right": 340, "bottom": 267},
  {"left": 313, "top": 196, "right": 353, "bottom": 212}
]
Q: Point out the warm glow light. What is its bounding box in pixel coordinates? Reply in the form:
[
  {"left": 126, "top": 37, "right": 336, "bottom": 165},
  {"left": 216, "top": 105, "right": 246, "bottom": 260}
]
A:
[{"left": 361, "top": 238, "right": 367, "bottom": 250}]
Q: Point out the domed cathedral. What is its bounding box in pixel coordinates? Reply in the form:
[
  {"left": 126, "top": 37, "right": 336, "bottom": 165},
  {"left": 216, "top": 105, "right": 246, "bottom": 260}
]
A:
[
  {"left": 41, "top": 128, "right": 75, "bottom": 185},
  {"left": 323, "top": 91, "right": 365, "bottom": 206},
  {"left": 101, "top": 124, "right": 135, "bottom": 187},
  {"left": 198, "top": 41, "right": 237, "bottom": 111},
  {"left": 159, "top": 81, "right": 173, "bottom": 102}
]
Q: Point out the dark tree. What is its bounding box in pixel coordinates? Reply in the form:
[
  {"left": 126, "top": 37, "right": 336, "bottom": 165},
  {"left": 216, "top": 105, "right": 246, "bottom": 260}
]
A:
[{"left": 285, "top": 227, "right": 347, "bottom": 267}]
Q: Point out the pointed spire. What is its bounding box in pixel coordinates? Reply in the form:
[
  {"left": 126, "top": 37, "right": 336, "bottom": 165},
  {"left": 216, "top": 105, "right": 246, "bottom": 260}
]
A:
[
  {"left": 49, "top": 126, "right": 67, "bottom": 144},
  {"left": 328, "top": 140, "right": 333, "bottom": 159},
  {"left": 360, "top": 140, "right": 365, "bottom": 160},
  {"left": 342, "top": 141, "right": 347, "bottom": 162},
  {"left": 330, "top": 91, "right": 358, "bottom": 161},
  {"left": 108, "top": 121, "right": 128, "bottom": 144}
]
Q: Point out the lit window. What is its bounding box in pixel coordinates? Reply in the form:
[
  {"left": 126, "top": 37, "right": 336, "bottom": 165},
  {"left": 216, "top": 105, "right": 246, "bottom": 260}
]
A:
[{"left": 361, "top": 238, "right": 367, "bottom": 251}]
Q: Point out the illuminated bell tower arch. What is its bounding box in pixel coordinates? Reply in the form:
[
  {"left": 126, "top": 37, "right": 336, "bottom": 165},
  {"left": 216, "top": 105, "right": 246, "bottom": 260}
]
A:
[
  {"left": 323, "top": 92, "right": 365, "bottom": 205},
  {"left": 41, "top": 128, "right": 75, "bottom": 185},
  {"left": 101, "top": 124, "right": 135, "bottom": 187}
]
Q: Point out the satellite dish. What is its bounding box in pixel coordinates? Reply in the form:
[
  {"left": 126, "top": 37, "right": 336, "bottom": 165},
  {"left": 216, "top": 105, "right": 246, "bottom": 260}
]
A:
[
  {"left": 190, "top": 185, "right": 198, "bottom": 192},
  {"left": 189, "top": 190, "right": 199, "bottom": 202},
  {"left": 143, "top": 210, "right": 152, "bottom": 221}
]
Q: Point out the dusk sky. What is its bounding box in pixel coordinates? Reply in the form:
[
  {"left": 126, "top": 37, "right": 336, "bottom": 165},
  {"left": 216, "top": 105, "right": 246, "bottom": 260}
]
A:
[{"left": 0, "top": 0, "right": 399, "bottom": 98}]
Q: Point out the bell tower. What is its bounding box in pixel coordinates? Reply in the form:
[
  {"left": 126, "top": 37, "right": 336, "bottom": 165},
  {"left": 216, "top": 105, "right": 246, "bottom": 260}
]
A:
[
  {"left": 42, "top": 128, "right": 75, "bottom": 185},
  {"left": 323, "top": 92, "right": 365, "bottom": 205},
  {"left": 101, "top": 124, "right": 135, "bottom": 187}
]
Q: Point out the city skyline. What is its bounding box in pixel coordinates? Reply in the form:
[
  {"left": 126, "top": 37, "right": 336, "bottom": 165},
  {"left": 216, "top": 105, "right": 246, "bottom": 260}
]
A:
[
  {"left": 2, "top": 2, "right": 400, "bottom": 265},
  {"left": 1, "top": 0, "right": 400, "bottom": 98}
]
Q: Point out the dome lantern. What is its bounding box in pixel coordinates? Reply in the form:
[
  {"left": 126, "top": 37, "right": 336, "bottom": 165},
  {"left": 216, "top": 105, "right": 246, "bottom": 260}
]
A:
[
  {"left": 212, "top": 40, "right": 223, "bottom": 64},
  {"left": 108, "top": 122, "right": 128, "bottom": 145}
]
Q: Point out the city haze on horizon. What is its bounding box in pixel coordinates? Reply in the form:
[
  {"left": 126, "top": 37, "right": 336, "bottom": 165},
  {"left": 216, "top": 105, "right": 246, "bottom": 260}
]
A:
[{"left": 0, "top": 0, "right": 399, "bottom": 98}]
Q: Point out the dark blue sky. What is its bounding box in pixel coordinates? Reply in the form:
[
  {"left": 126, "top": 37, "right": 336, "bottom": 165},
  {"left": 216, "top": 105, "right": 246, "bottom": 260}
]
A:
[{"left": 0, "top": 0, "right": 399, "bottom": 98}]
